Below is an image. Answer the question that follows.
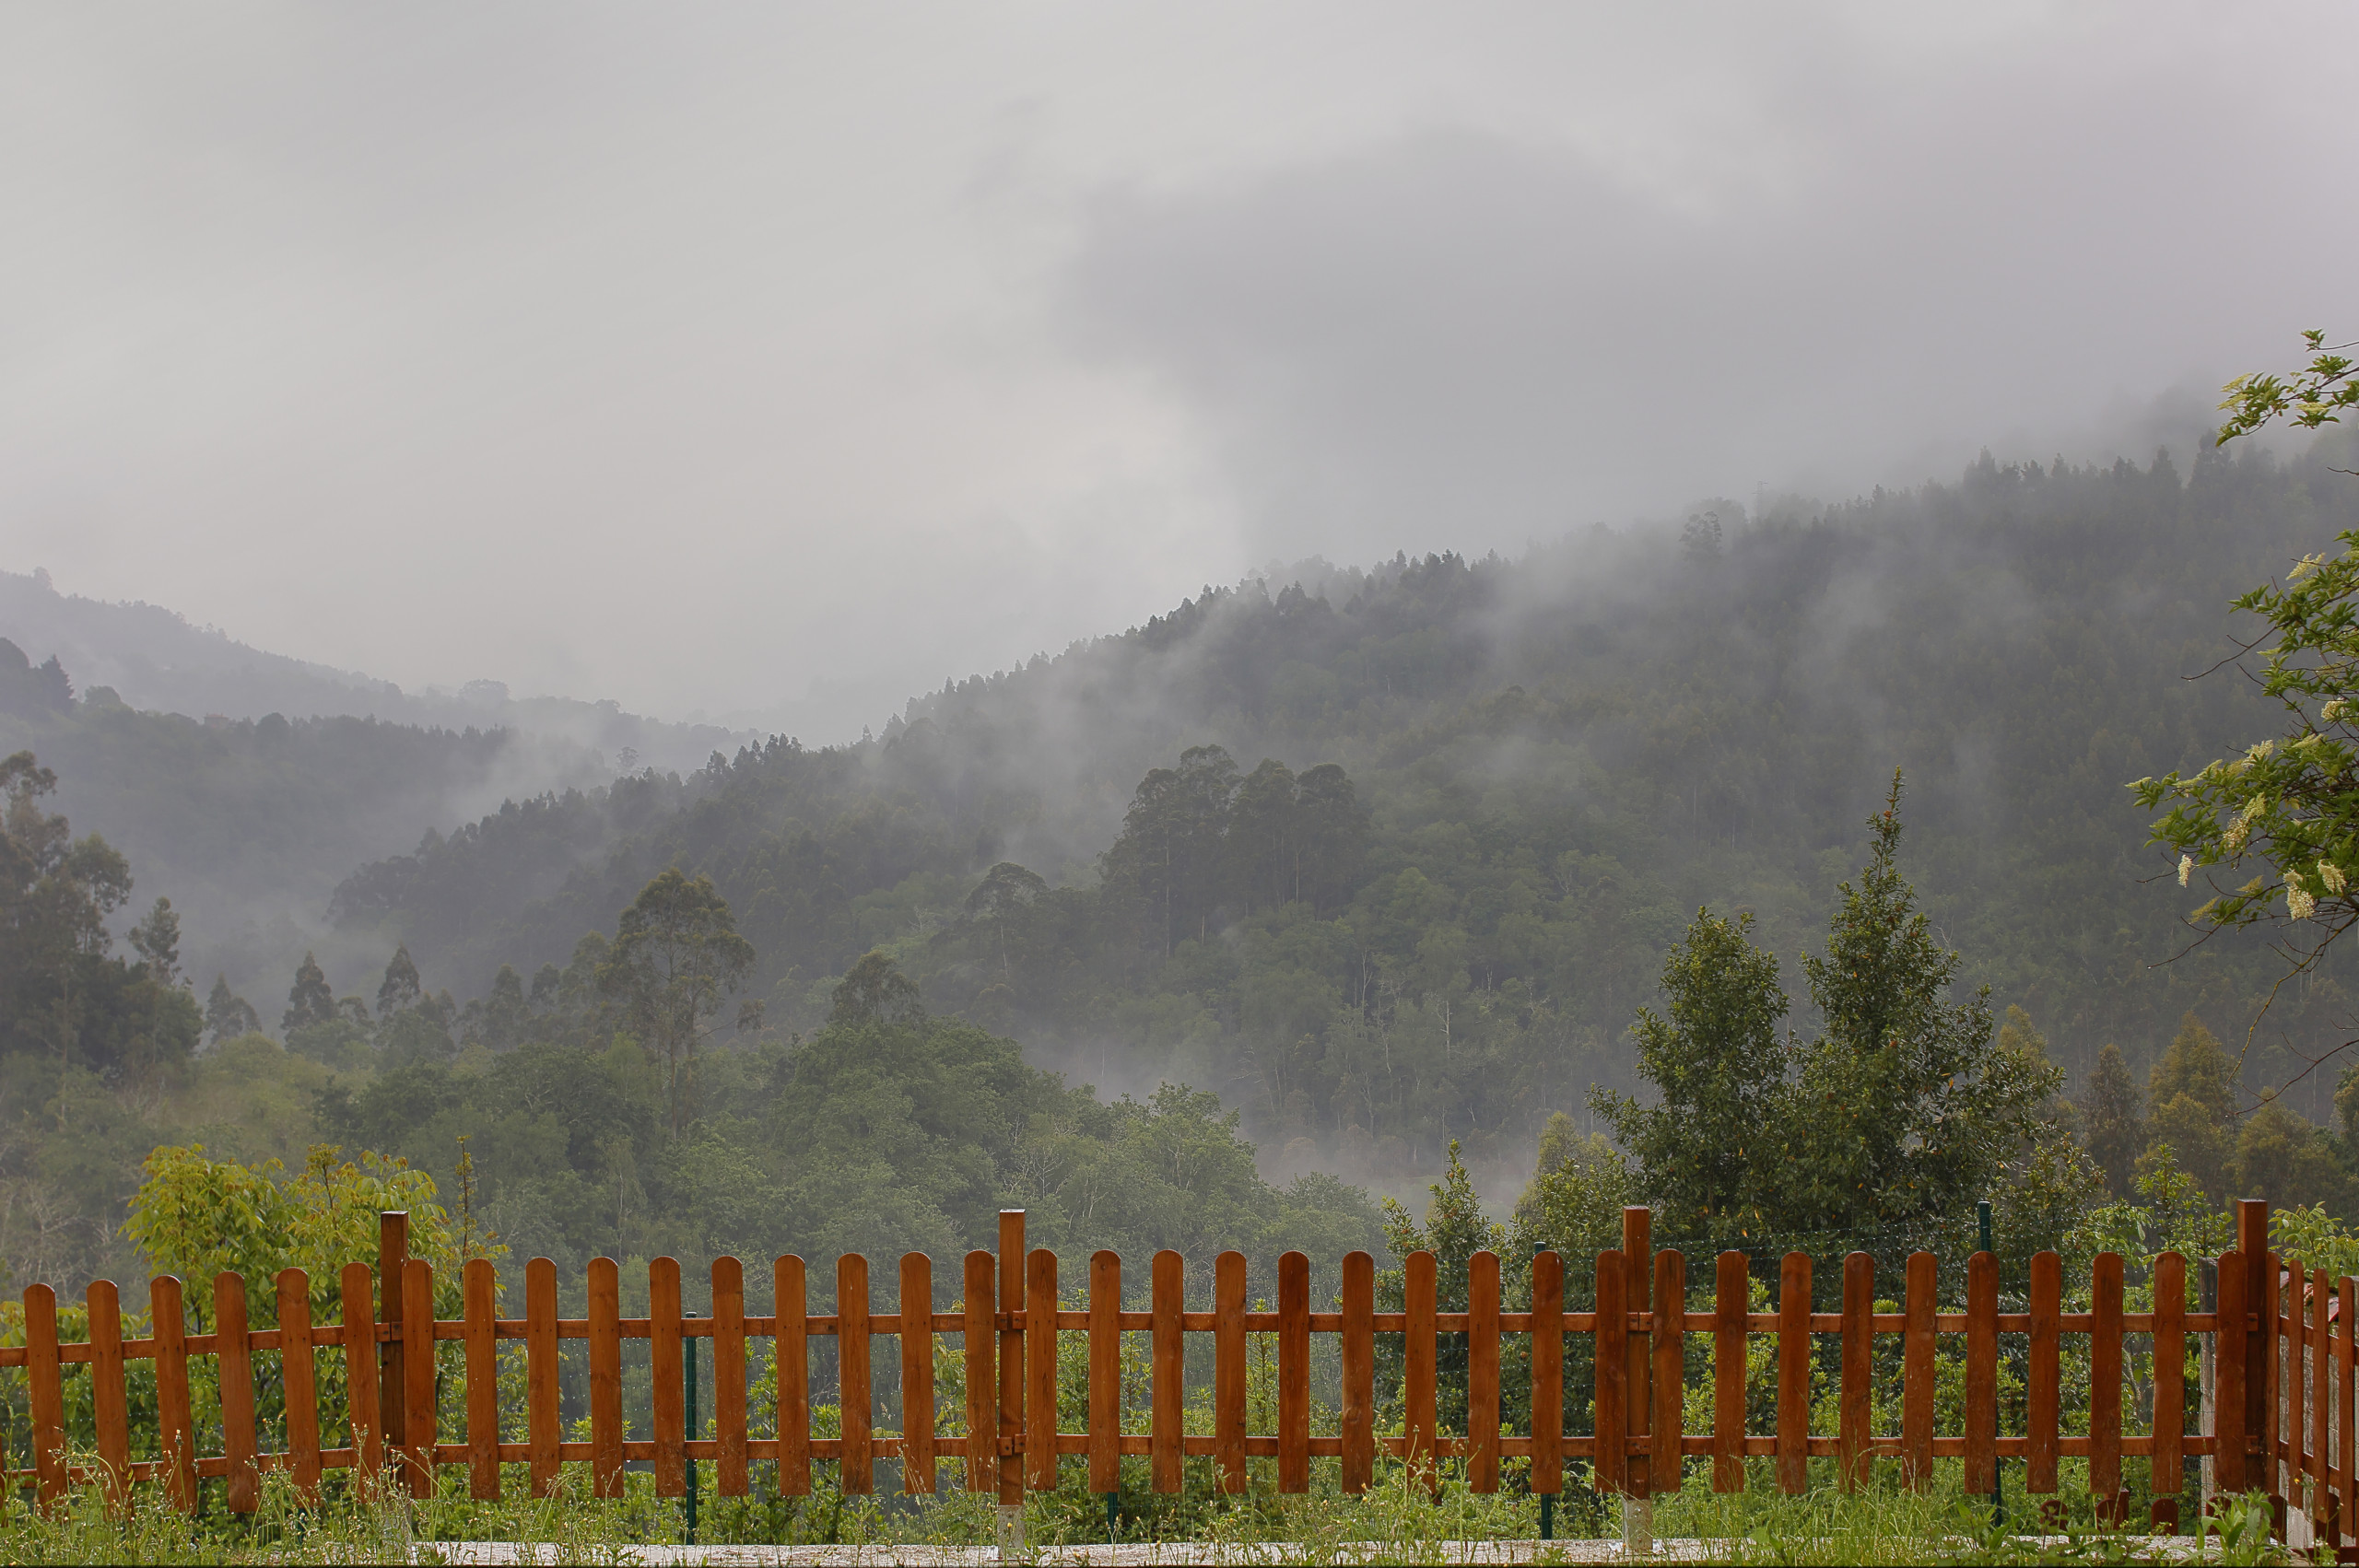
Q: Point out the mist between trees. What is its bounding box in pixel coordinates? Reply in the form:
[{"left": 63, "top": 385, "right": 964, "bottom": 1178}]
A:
[{"left": 6, "top": 434, "right": 2359, "bottom": 1329}]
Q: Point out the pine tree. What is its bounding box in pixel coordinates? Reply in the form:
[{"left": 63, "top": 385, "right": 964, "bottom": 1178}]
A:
[
  {"left": 282, "top": 951, "right": 334, "bottom": 1033},
  {"left": 2081, "top": 1042, "right": 2143, "bottom": 1196},
  {"left": 1781, "top": 771, "right": 2061, "bottom": 1233},
  {"left": 1588, "top": 907, "right": 1790, "bottom": 1240},
  {"left": 204, "top": 974, "right": 262, "bottom": 1045},
  {"left": 376, "top": 943, "right": 423, "bottom": 1016}
]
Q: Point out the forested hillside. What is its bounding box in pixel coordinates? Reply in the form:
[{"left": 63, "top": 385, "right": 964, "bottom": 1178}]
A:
[
  {"left": 325, "top": 439, "right": 2359, "bottom": 1187},
  {"left": 10, "top": 437, "right": 2359, "bottom": 1311}
]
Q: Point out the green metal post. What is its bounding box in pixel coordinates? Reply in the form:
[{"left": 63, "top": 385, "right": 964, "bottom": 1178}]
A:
[
  {"left": 1105, "top": 1490, "right": 1118, "bottom": 1542},
  {"left": 685, "top": 1309, "right": 700, "bottom": 1544},
  {"left": 1979, "top": 1200, "right": 2001, "bottom": 1528}
]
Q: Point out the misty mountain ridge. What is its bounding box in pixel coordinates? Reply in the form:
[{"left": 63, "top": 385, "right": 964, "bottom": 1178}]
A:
[{"left": 0, "top": 566, "right": 756, "bottom": 774}]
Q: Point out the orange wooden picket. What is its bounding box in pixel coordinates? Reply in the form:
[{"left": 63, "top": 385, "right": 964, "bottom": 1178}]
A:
[{"left": 4, "top": 1199, "right": 2353, "bottom": 1545}]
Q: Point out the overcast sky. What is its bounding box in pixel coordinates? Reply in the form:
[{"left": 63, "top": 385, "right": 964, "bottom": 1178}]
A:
[{"left": 4, "top": 4, "right": 2353, "bottom": 738}]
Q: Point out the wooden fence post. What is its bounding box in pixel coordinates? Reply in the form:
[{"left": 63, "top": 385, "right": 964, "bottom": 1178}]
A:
[
  {"left": 464, "top": 1258, "right": 499, "bottom": 1501},
  {"left": 525, "top": 1257, "right": 559, "bottom": 1496},
  {"left": 1026, "top": 1247, "right": 1059, "bottom": 1492},
  {"left": 902, "top": 1252, "right": 935, "bottom": 1496},
  {"left": 1278, "top": 1251, "right": 1312, "bottom": 1493},
  {"left": 1902, "top": 1252, "right": 1935, "bottom": 1491},
  {"left": 1624, "top": 1208, "right": 1651, "bottom": 1498},
  {"left": 2239, "top": 1200, "right": 2270, "bottom": 1497},
  {"left": 1838, "top": 1252, "right": 1871, "bottom": 1492},
  {"left": 1468, "top": 1249, "right": 1500, "bottom": 1494},
  {"left": 1712, "top": 1251, "right": 1745, "bottom": 1492},
  {"left": 588, "top": 1256, "right": 623, "bottom": 1498},
  {"left": 715, "top": 1257, "right": 748, "bottom": 1498},
  {"left": 1214, "top": 1249, "right": 1248, "bottom": 1494},
  {"left": 1531, "top": 1250, "right": 1564, "bottom": 1498},
  {"left": 152, "top": 1274, "right": 195, "bottom": 1513},
  {"left": 86, "top": 1279, "right": 130, "bottom": 1511},
  {"left": 23, "top": 1283, "right": 64, "bottom": 1510},
  {"left": 1776, "top": 1253, "right": 1811, "bottom": 1494},
  {"left": 215, "top": 1271, "right": 259, "bottom": 1513},
  {"left": 2151, "top": 1251, "right": 2185, "bottom": 1531},
  {"left": 401, "top": 1258, "right": 436, "bottom": 1499},
  {"left": 277, "top": 1268, "right": 322, "bottom": 1504},
  {"left": 2092, "top": 1251, "right": 2124, "bottom": 1518},
  {"left": 2218, "top": 1248, "right": 2248, "bottom": 1494},
  {"left": 1593, "top": 1251, "right": 1626, "bottom": 1495},
  {"left": 379, "top": 1212, "right": 408, "bottom": 1464},
  {"left": 1402, "top": 1249, "right": 1437, "bottom": 1495},
  {"left": 962, "top": 1250, "right": 995, "bottom": 1495},
  {"left": 841, "top": 1252, "right": 874, "bottom": 1495},
  {"left": 1964, "top": 1249, "right": 1998, "bottom": 1498},
  {"left": 652, "top": 1257, "right": 686, "bottom": 1497},
  {"left": 1088, "top": 1250, "right": 1121, "bottom": 1497},
  {"left": 1338, "top": 1250, "right": 1373, "bottom": 1495},
  {"left": 338, "top": 1262, "right": 380, "bottom": 1480},
  {"left": 996, "top": 1211, "right": 1025, "bottom": 1515},
  {"left": 2027, "top": 1250, "right": 2060, "bottom": 1494},
  {"left": 777, "top": 1255, "right": 809, "bottom": 1497},
  {"left": 1652, "top": 1249, "right": 1684, "bottom": 1496}
]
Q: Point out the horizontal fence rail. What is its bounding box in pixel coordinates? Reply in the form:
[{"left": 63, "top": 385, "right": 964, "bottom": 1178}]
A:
[{"left": 0, "top": 1201, "right": 2347, "bottom": 1544}]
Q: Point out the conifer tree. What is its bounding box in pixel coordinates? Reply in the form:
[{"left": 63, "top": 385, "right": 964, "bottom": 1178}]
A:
[
  {"left": 2081, "top": 1041, "right": 2144, "bottom": 1196},
  {"left": 282, "top": 951, "right": 334, "bottom": 1033}
]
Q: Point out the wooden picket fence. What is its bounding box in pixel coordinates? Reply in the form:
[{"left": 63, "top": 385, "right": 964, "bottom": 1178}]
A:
[{"left": 0, "top": 1201, "right": 2349, "bottom": 1543}]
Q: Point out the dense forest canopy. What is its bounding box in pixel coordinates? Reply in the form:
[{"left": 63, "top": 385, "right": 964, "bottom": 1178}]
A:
[{"left": 7, "top": 435, "right": 2359, "bottom": 1310}]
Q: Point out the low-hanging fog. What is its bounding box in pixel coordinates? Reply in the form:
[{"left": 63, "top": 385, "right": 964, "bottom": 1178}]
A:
[{"left": 3, "top": 3, "right": 2353, "bottom": 742}]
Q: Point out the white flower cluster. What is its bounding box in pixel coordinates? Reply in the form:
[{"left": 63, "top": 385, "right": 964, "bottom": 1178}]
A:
[
  {"left": 2287, "top": 871, "right": 2318, "bottom": 919},
  {"left": 2324, "top": 860, "right": 2349, "bottom": 895},
  {"left": 2291, "top": 553, "right": 2328, "bottom": 582},
  {"left": 2178, "top": 853, "right": 2193, "bottom": 887},
  {"left": 2326, "top": 698, "right": 2351, "bottom": 722},
  {"left": 2223, "top": 796, "right": 2268, "bottom": 854}
]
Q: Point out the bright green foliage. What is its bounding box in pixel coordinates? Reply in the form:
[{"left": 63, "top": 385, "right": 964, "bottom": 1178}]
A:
[
  {"left": 2216, "top": 328, "right": 2359, "bottom": 446},
  {"left": 123, "top": 1141, "right": 469, "bottom": 1325},
  {"left": 2142, "top": 1013, "right": 2237, "bottom": 1199},
  {"left": 1588, "top": 907, "right": 1789, "bottom": 1239},
  {"left": 1378, "top": 1141, "right": 1504, "bottom": 1438}
]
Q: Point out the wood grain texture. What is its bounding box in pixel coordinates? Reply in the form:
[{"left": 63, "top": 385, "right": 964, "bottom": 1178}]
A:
[
  {"left": 24, "top": 1282, "right": 64, "bottom": 1506},
  {"left": 1624, "top": 1208, "right": 1652, "bottom": 1497},
  {"left": 902, "top": 1252, "right": 935, "bottom": 1495},
  {"left": 998, "top": 1211, "right": 1025, "bottom": 1507},
  {"left": 1339, "top": 1249, "right": 1374, "bottom": 1495},
  {"left": 1838, "top": 1252, "right": 1871, "bottom": 1492},
  {"left": 777, "top": 1255, "right": 810, "bottom": 1496},
  {"left": 2340, "top": 1274, "right": 2354, "bottom": 1551},
  {"left": 1468, "top": 1249, "right": 1500, "bottom": 1493},
  {"left": 1026, "top": 1247, "right": 1058, "bottom": 1492},
  {"left": 1402, "top": 1249, "right": 1437, "bottom": 1495},
  {"left": 840, "top": 1252, "right": 874, "bottom": 1494},
  {"left": 464, "top": 1258, "right": 500, "bottom": 1501},
  {"left": 1776, "top": 1253, "right": 1810, "bottom": 1495},
  {"left": 963, "top": 1251, "right": 994, "bottom": 1494},
  {"left": 401, "top": 1258, "right": 436, "bottom": 1500},
  {"left": 526, "top": 1257, "right": 559, "bottom": 1496},
  {"left": 2313, "top": 1267, "right": 2332, "bottom": 1527},
  {"left": 715, "top": 1257, "right": 749, "bottom": 1496},
  {"left": 2026, "top": 1249, "right": 2060, "bottom": 1493},
  {"left": 1279, "top": 1250, "right": 1312, "bottom": 1493},
  {"left": 276, "top": 1269, "right": 321, "bottom": 1502},
  {"left": 1651, "top": 1248, "right": 1684, "bottom": 1497},
  {"left": 338, "top": 1262, "right": 380, "bottom": 1480},
  {"left": 216, "top": 1270, "right": 260, "bottom": 1512},
  {"left": 2150, "top": 1251, "right": 2184, "bottom": 1500},
  {"left": 2090, "top": 1252, "right": 2123, "bottom": 1503},
  {"left": 589, "top": 1256, "right": 624, "bottom": 1498},
  {"left": 2216, "top": 1248, "right": 2248, "bottom": 1494},
  {"left": 1593, "top": 1251, "right": 1625, "bottom": 1496},
  {"left": 1530, "top": 1250, "right": 1563, "bottom": 1496},
  {"left": 1215, "top": 1249, "right": 1249, "bottom": 1494},
  {"left": 152, "top": 1274, "right": 195, "bottom": 1512},
  {"left": 85, "top": 1279, "right": 130, "bottom": 1508},
  {"left": 652, "top": 1257, "right": 687, "bottom": 1497},
  {"left": 1964, "top": 1249, "right": 1997, "bottom": 1497},
  {"left": 1712, "top": 1251, "right": 1745, "bottom": 1493},
  {"left": 379, "top": 1213, "right": 408, "bottom": 1461},
  {"left": 1902, "top": 1252, "right": 1935, "bottom": 1491}
]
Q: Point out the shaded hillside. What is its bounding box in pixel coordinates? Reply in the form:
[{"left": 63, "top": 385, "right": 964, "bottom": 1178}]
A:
[{"left": 328, "top": 441, "right": 2359, "bottom": 1173}]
